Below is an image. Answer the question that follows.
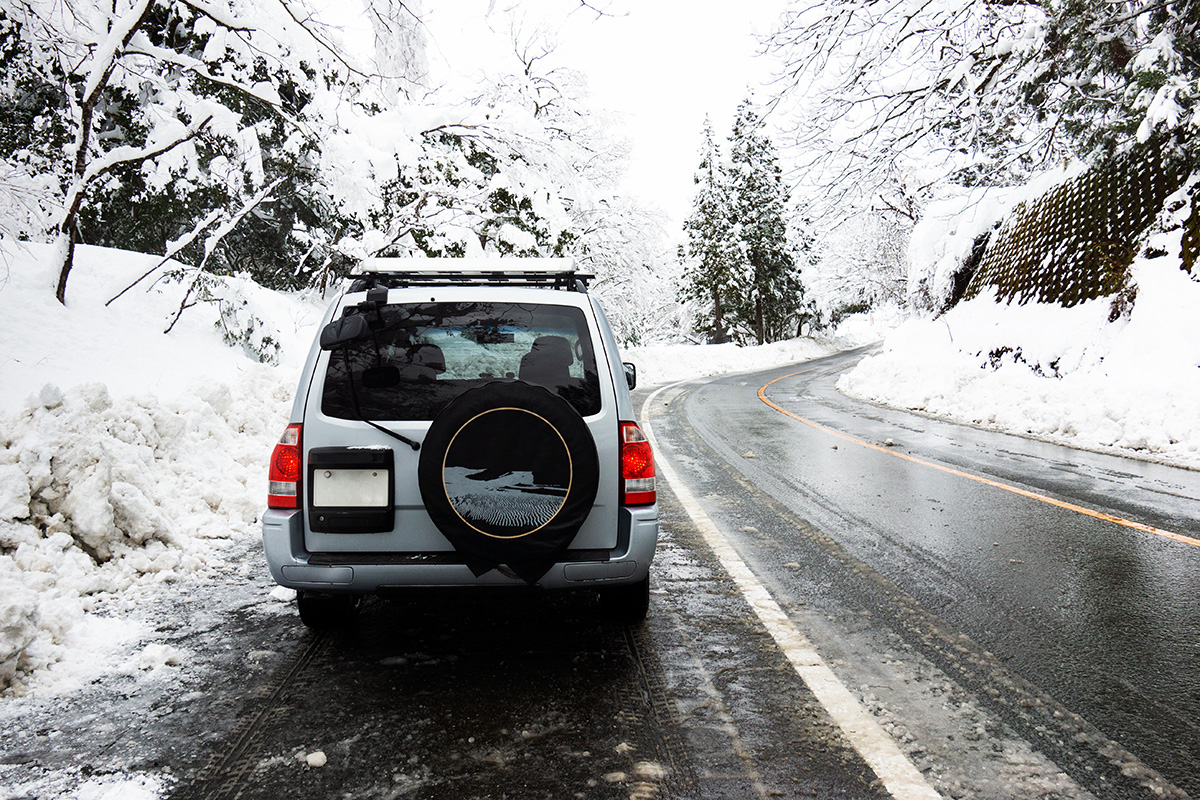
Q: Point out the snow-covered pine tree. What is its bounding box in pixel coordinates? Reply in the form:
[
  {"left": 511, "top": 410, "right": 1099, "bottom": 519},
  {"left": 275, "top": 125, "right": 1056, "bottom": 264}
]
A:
[
  {"left": 726, "top": 98, "right": 803, "bottom": 345},
  {"left": 680, "top": 116, "right": 741, "bottom": 343},
  {"left": 1024, "top": 0, "right": 1199, "bottom": 162}
]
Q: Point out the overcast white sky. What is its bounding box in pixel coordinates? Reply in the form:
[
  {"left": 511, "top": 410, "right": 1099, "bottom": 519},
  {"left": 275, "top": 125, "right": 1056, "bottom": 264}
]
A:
[{"left": 418, "top": 1, "right": 788, "bottom": 231}]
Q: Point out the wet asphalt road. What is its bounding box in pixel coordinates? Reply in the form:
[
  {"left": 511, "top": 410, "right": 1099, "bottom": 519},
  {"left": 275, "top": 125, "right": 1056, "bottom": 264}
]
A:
[
  {"left": 154, "top": 491, "right": 888, "bottom": 799},
  {"left": 645, "top": 348, "right": 1200, "bottom": 799},
  {"left": 161, "top": 529, "right": 887, "bottom": 800},
  {"left": 5, "top": 348, "right": 1199, "bottom": 799}
]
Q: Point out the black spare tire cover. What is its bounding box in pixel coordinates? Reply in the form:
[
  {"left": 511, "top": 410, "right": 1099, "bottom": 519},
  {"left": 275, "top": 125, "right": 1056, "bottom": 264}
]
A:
[{"left": 418, "top": 380, "right": 600, "bottom": 582}]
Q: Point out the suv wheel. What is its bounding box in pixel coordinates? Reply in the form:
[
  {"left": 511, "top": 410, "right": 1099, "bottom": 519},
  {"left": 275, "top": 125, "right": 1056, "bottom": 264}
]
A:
[
  {"left": 297, "top": 591, "right": 360, "bottom": 630},
  {"left": 599, "top": 575, "right": 650, "bottom": 624},
  {"left": 418, "top": 380, "right": 600, "bottom": 583}
]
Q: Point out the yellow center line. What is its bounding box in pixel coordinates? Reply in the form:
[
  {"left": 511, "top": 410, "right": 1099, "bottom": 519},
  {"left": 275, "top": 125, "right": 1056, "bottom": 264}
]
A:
[{"left": 758, "top": 371, "right": 1200, "bottom": 549}]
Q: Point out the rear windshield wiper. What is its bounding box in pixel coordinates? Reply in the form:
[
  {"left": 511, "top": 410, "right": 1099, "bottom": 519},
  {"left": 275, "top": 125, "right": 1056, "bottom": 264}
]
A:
[{"left": 341, "top": 350, "right": 421, "bottom": 451}]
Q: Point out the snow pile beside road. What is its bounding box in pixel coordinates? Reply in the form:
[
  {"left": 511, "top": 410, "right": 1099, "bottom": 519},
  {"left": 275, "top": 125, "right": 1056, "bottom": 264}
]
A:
[
  {"left": 0, "top": 372, "right": 292, "bottom": 692},
  {"left": 0, "top": 241, "right": 315, "bottom": 692},
  {"left": 839, "top": 258, "right": 1200, "bottom": 469},
  {"left": 624, "top": 307, "right": 898, "bottom": 386}
]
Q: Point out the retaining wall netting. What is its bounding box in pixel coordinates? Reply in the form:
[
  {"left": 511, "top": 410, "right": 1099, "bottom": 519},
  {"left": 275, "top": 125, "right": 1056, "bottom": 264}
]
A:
[{"left": 965, "top": 138, "right": 1197, "bottom": 306}]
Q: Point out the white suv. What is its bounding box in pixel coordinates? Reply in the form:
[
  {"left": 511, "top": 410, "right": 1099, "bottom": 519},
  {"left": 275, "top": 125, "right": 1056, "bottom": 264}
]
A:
[{"left": 262, "top": 259, "right": 658, "bottom": 628}]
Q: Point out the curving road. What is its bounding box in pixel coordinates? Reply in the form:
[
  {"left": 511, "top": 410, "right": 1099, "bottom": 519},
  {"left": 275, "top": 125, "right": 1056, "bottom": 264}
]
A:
[
  {"left": 5, "top": 347, "right": 1199, "bottom": 800},
  {"left": 642, "top": 346, "right": 1200, "bottom": 799}
]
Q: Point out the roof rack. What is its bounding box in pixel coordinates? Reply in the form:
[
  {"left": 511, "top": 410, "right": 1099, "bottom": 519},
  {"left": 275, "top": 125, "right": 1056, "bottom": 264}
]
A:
[{"left": 347, "top": 258, "right": 593, "bottom": 293}]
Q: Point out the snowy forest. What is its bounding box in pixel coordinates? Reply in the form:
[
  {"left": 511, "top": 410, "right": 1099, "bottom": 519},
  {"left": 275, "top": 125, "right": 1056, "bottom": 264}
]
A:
[
  {"left": 0, "top": 0, "right": 685, "bottom": 345},
  {"left": 1, "top": 0, "right": 1196, "bottom": 343}
]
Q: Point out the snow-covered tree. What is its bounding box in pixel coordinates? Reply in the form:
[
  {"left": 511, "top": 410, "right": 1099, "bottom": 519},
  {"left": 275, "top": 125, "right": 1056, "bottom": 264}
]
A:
[
  {"left": 680, "top": 117, "right": 741, "bottom": 343},
  {"left": 726, "top": 99, "right": 804, "bottom": 345},
  {"left": 578, "top": 198, "right": 684, "bottom": 347},
  {"left": 1, "top": 0, "right": 673, "bottom": 344},
  {"left": 337, "top": 23, "right": 616, "bottom": 263},
  {"left": 767, "top": 0, "right": 1198, "bottom": 221},
  {"left": 767, "top": 0, "right": 1053, "bottom": 224},
  {"left": 0, "top": 0, "right": 359, "bottom": 303},
  {"left": 366, "top": 0, "right": 429, "bottom": 99},
  {"left": 461, "top": 20, "right": 680, "bottom": 346},
  {"left": 811, "top": 211, "right": 908, "bottom": 316},
  {"left": 1025, "top": 0, "right": 1199, "bottom": 161}
]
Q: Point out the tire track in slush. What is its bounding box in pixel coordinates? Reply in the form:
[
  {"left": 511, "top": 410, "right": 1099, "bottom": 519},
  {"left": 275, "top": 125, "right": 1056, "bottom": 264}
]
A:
[
  {"left": 170, "top": 632, "right": 331, "bottom": 800},
  {"left": 169, "top": 601, "right": 695, "bottom": 800}
]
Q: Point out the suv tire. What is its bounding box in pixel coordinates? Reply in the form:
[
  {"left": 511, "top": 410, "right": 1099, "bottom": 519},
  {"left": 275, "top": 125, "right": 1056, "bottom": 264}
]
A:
[
  {"left": 417, "top": 380, "right": 600, "bottom": 582},
  {"left": 599, "top": 574, "right": 650, "bottom": 624},
  {"left": 297, "top": 591, "right": 360, "bottom": 629}
]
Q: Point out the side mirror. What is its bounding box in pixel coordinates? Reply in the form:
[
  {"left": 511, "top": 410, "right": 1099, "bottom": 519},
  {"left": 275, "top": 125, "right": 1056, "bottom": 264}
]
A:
[
  {"left": 623, "top": 362, "right": 637, "bottom": 391},
  {"left": 320, "top": 315, "right": 369, "bottom": 350}
]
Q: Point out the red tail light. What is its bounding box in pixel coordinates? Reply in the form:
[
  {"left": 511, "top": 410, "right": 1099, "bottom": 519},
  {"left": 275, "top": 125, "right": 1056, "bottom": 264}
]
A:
[
  {"left": 620, "top": 421, "right": 656, "bottom": 505},
  {"left": 268, "top": 424, "right": 302, "bottom": 509}
]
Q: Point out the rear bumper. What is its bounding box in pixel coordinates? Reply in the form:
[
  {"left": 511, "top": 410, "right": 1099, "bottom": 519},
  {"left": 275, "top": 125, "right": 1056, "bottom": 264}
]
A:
[{"left": 262, "top": 506, "right": 659, "bottom": 593}]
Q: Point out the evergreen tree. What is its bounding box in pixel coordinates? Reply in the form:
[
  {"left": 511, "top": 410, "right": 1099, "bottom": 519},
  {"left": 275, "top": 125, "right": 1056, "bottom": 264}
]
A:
[
  {"left": 726, "top": 99, "right": 804, "bottom": 345},
  {"left": 680, "top": 117, "right": 741, "bottom": 343},
  {"left": 1028, "top": 0, "right": 1199, "bottom": 162}
]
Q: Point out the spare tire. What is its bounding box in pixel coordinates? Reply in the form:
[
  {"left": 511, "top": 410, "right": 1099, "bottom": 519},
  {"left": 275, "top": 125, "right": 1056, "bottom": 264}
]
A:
[{"left": 418, "top": 381, "right": 599, "bottom": 582}]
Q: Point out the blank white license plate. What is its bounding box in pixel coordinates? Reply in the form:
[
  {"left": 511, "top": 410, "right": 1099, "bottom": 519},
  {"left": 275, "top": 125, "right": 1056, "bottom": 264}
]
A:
[{"left": 311, "top": 468, "right": 389, "bottom": 508}]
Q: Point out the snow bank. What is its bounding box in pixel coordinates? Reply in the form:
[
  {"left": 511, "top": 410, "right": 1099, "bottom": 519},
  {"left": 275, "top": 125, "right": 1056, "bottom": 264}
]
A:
[
  {"left": 840, "top": 257, "right": 1200, "bottom": 469},
  {"left": 0, "top": 241, "right": 320, "bottom": 693},
  {"left": 0, "top": 371, "right": 295, "bottom": 692},
  {"left": 0, "top": 243, "right": 323, "bottom": 411},
  {"left": 624, "top": 309, "right": 899, "bottom": 386}
]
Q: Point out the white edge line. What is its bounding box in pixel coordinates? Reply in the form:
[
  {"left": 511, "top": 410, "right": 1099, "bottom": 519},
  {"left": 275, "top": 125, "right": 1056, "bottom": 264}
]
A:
[{"left": 642, "top": 382, "right": 942, "bottom": 800}]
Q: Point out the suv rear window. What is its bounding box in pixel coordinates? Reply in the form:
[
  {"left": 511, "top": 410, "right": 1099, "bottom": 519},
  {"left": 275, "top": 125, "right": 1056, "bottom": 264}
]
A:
[{"left": 320, "top": 301, "right": 602, "bottom": 421}]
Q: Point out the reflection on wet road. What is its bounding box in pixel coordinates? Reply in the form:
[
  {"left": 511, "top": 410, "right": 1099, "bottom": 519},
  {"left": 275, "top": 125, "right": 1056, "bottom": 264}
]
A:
[{"left": 653, "top": 348, "right": 1200, "bottom": 799}]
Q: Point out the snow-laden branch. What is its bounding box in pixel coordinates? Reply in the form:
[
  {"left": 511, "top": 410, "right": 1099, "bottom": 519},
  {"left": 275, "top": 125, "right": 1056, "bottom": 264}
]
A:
[
  {"left": 176, "top": 0, "right": 253, "bottom": 32},
  {"left": 81, "top": 0, "right": 155, "bottom": 108},
  {"left": 105, "top": 208, "right": 226, "bottom": 306},
  {"left": 126, "top": 35, "right": 286, "bottom": 110},
  {"left": 273, "top": 0, "right": 372, "bottom": 79},
  {"left": 164, "top": 177, "right": 285, "bottom": 333},
  {"left": 79, "top": 116, "right": 214, "bottom": 186}
]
